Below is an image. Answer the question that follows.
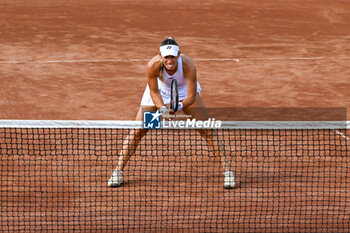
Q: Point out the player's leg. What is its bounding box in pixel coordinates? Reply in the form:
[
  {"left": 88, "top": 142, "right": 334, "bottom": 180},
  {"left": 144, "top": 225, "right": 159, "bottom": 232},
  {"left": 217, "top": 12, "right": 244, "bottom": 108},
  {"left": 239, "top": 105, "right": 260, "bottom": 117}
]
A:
[
  {"left": 117, "top": 106, "right": 155, "bottom": 171},
  {"left": 181, "top": 94, "right": 209, "bottom": 121},
  {"left": 182, "top": 95, "right": 236, "bottom": 189},
  {"left": 181, "top": 95, "right": 230, "bottom": 169},
  {"left": 196, "top": 129, "right": 230, "bottom": 170},
  {"left": 196, "top": 129, "right": 236, "bottom": 189},
  {"left": 108, "top": 105, "right": 157, "bottom": 187}
]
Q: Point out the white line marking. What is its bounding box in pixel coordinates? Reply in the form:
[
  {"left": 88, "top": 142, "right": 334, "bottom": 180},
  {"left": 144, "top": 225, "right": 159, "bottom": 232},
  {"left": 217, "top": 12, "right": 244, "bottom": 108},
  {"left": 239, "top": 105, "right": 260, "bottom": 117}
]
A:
[
  {"left": 0, "top": 59, "right": 149, "bottom": 64},
  {"left": 1, "top": 57, "right": 350, "bottom": 64},
  {"left": 195, "top": 58, "right": 240, "bottom": 62},
  {"left": 239, "top": 57, "right": 350, "bottom": 61},
  {"left": 196, "top": 57, "right": 350, "bottom": 62}
]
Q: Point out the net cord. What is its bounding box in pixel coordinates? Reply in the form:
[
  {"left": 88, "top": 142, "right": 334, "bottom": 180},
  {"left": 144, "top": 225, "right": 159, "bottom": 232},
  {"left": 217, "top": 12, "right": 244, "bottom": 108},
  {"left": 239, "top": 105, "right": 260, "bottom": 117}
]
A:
[{"left": 0, "top": 120, "right": 348, "bottom": 129}]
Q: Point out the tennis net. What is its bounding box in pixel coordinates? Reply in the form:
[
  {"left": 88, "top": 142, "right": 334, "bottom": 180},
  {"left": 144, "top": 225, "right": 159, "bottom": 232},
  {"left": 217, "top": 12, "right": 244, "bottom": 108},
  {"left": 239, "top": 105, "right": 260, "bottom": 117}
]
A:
[{"left": 0, "top": 120, "right": 349, "bottom": 232}]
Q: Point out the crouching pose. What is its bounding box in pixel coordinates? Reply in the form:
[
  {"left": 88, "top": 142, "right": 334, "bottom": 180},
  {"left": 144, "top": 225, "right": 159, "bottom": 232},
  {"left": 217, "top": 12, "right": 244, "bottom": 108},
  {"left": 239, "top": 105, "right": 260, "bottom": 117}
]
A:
[{"left": 108, "top": 37, "right": 236, "bottom": 189}]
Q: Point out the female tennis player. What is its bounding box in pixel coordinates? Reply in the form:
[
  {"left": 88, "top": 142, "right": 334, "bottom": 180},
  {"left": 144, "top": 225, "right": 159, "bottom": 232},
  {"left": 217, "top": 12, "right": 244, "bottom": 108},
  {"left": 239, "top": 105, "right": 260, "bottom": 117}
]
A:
[{"left": 108, "top": 37, "right": 236, "bottom": 189}]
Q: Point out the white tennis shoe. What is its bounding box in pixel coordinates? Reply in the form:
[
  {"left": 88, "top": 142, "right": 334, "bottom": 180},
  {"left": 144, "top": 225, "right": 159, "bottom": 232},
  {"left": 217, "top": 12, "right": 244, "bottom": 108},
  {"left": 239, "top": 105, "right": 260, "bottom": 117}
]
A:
[
  {"left": 223, "top": 171, "right": 237, "bottom": 189},
  {"left": 108, "top": 170, "right": 123, "bottom": 187}
]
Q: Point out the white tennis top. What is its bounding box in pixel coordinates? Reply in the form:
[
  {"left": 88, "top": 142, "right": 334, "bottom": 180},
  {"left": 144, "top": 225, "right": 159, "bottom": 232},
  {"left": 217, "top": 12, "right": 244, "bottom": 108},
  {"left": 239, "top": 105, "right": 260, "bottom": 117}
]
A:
[{"left": 140, "top": 55, "right": 201, "bottom": 106}]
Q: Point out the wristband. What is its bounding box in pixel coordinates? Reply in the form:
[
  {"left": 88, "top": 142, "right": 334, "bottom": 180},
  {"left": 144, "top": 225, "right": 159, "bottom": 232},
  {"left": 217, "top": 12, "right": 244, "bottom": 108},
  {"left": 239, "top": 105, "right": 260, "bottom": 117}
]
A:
[
  {"left": 159, "top": 106, "right": 169, "bottom": 114},
  {"left": 178, "top": 102, "right": 183, "bottom": 111}
]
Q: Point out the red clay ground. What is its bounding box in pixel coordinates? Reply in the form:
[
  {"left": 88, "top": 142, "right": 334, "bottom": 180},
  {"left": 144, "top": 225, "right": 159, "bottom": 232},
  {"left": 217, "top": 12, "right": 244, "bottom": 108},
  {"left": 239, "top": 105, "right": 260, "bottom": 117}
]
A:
[
  {"left": 0, "top": 0, "right": 349, "bottom": 120},
  {"left": 0, "top": 0, "right": 349, "bottom": 232},
  {"left": 0, "top": 128, "right": 349, "bottom": 232}
]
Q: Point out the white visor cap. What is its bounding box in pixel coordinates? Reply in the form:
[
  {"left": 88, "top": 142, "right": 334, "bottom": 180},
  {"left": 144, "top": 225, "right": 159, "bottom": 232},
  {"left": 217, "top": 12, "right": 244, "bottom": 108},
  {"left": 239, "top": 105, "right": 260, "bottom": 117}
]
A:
[{"left": 159, "top": 45, "right": 179, "bottom": 57}]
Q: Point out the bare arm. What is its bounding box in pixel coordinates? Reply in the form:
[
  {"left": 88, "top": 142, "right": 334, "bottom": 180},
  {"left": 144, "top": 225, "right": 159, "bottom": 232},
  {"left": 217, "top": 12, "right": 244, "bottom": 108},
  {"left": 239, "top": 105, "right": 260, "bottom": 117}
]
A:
[
  {"left": 147, "top": 55, "right": 164, "bottom": 109},
  {"left": 181, "top": 55, "right": 197, "bottom": 108}
]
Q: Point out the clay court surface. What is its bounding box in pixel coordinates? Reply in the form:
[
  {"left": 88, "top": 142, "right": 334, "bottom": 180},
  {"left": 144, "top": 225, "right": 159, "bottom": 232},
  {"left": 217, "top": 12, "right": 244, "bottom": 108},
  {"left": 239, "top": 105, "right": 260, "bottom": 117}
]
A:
[
  {"left": 0, "top": 0, "right": 349, "bottom": 232},
  {"left": 1, "top": 0, "right": 349, "bottom": 120}
]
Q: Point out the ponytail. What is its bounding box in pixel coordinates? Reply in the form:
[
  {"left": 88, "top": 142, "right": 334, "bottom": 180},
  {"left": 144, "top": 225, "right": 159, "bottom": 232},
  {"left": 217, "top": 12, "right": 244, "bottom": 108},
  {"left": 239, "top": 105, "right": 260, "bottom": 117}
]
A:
[{"left": 160, "top": 37, "right": 178, "bottom": 47}]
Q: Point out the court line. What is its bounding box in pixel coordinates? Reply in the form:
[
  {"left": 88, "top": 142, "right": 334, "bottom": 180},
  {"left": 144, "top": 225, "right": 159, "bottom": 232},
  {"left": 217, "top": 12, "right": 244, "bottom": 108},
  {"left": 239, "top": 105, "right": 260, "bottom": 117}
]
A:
[
  {"left": 0, "top": 59, "right": 149, "bottom": 64},
  {"left": 197, "top": 57, "right": 350, "bottom": 62},
  {"left": 1, "top": 56, "right": 350, "bottom": 64}
]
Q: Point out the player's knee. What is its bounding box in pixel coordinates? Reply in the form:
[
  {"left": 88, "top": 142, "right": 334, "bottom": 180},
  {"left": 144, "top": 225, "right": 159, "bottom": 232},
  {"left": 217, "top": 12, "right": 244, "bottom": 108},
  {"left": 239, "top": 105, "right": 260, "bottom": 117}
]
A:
[{"left": 134, "top": 129, "right": 148, "bottom": 139}]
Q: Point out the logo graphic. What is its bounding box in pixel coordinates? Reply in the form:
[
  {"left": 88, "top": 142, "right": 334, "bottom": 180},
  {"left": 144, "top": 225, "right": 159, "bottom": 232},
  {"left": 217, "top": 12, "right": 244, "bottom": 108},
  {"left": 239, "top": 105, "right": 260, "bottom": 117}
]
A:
[
  {"left": 143, "top": 111, "right": 162, "bottom": 129},
  {"left": 166, "top": 46, "right": 172, "bottom": 49},
  {"left": 143, "top": 110, "right": 222, "bottom": 129}
]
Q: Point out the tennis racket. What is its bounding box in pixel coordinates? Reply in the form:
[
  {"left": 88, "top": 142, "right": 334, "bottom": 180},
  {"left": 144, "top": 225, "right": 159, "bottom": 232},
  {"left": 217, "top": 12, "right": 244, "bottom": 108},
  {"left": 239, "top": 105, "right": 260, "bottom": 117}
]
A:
[{"left": 170, "top": 79, "right": 179, "bottom": 112}]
